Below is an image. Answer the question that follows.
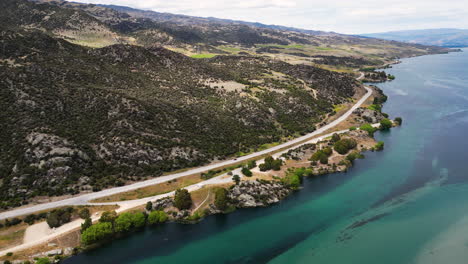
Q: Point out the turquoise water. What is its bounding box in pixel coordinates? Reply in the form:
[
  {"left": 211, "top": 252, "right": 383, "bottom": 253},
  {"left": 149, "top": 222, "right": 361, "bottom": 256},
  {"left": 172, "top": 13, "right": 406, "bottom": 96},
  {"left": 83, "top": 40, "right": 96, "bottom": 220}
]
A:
[{"left": 64, "top": 49, "right": 468, "bottom": 264}]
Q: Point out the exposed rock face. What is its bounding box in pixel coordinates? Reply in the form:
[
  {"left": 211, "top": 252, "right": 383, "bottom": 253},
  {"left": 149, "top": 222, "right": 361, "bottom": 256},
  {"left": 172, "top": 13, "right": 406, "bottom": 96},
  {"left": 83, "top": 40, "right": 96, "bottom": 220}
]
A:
[
  {"left": 151, "top": 197, "right": 174, "bottom": 210},
  {"left": 353, "top": 107, "right": 385, "bottom": 124},
  {"left": 25, "top": 132, "right": 89, "bottom": 169},
  {"left": 228, "top": 180, "right": 291, "bottom": 208}
]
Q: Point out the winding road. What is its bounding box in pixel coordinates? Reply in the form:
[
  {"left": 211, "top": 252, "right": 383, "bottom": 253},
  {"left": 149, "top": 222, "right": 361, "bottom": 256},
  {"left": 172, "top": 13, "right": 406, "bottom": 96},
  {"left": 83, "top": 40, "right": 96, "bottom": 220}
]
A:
[
  {"left": 0, "top": 73, "right": 373, "bottom": 255},
  {"left": 0, "top": 75, "right": 370, "bottom": 221}
]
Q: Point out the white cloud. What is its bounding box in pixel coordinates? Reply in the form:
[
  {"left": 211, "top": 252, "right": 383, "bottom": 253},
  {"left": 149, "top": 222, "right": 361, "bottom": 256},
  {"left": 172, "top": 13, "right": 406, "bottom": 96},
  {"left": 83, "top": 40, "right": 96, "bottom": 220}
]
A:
[{"left": 71, "top": 0, "right": 468, "bottom": 34}]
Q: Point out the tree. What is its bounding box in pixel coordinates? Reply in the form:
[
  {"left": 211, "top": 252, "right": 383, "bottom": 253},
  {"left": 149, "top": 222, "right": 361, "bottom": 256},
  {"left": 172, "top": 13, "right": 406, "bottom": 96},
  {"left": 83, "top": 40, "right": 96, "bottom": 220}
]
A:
[
  {"left": 99, "top": 211, "right": 117, "bottom": 223},
  {"left": 394, "top": 117, "right": 403, "bottom": 126},
  {"left": 114, "top": 213, "right": 133, "bottom": 233},
  {"left": 214, "top": 188, "right": 229, "bottom": 211},
  {"left": 148, "top": 211, "right": 168, "bottom": 225},
  {"left": 146, "top": 201, "right": 153, "bottom": 211},
  {"left": 81, "top": 217, "right": 92, "bottom": 233},
  {"left": 81, "top": 222, "right": 114, "bottom": 245},
  {"left": 132, "top": 212, "right": 146, "bottom": 229},
  {"left": 232, "top": 174, "right": 240, "bottom": 185},
  {"left": 331, "top": 133, "right": 341, "bottom": 142},
  {"left": 46, "top": 212, "right": 61, "bottom": 228},
  {"left": 241, "top": 167, "right": 253, "bottom": 177},
  {"left": 78, "top": 208, "right": 90, "bottom": 219},
  {"left": 380, "top": 118, "right": 392, "bottom": 130},
  {"left": 174, "top": 189, "right": 192, "bottom": 210}
]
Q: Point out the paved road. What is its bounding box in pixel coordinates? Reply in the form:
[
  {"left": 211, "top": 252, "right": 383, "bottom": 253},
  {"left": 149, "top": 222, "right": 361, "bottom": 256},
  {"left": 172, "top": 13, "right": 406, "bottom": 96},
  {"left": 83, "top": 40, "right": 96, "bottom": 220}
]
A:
[{"left": 0, "top": 83, "right": 372, "bottom": 220}]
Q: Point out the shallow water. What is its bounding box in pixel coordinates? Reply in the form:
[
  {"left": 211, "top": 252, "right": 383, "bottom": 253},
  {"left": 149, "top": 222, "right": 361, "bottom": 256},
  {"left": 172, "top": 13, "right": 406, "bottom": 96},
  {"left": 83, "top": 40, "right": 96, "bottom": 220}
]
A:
[{"left": 64, "top": 49, "right": 468, "bottom": 264}]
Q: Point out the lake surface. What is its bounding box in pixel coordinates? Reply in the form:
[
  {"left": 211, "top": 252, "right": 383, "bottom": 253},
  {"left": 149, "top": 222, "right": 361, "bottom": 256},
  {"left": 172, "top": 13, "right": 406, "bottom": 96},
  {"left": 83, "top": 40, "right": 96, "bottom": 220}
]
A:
[{"left": 64, "top": 49, "right": 468, "bottom": 264}]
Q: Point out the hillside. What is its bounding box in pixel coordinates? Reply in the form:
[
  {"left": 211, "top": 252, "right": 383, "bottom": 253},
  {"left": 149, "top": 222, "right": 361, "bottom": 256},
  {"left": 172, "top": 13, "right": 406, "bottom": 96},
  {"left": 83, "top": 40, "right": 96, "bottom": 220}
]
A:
[
  {"left": 0, "top": 28, "right": 356, "bottom": 209},
  {"left": 362, "top": 29, "right": 468, "bottom": 48},
  {"left": 0, "top": 0, "right": 455, "bottom": 209}
]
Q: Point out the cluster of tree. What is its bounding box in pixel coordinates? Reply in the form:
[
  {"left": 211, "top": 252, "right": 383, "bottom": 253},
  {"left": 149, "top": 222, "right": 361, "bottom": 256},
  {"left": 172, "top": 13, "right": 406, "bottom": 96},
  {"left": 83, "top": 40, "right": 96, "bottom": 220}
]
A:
[
  {"left": 46, "top": 207, "right": 73, "bottom": 228},
  {"left": 114, "top": 212, "right": 146, "bottom": 233},
  {"left": 81, "top": 209, "right": 168, "bottom": 245},
  {"left": 310, "top": 147, "right": 333, "bottom": 164},
  {"left": 174, "top": 189, "right": 192, "bottom": 210},
  {"left": 0, "top": 217, "right": 23, "bottom": 228},
  {"left": 333, "top": 138, "right": 357, "bottom": 155},
  {"left": 259, "top": 156, "right": 283, "bottom": 171}
]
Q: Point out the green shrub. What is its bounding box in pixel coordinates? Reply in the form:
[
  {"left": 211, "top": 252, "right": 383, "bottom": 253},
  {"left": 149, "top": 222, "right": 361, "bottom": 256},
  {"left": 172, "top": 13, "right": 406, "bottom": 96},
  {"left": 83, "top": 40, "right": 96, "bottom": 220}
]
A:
[
  {"left": 214, "top": 188, "right": 229, "bottom": 211},
  {"left": 282, "top": 168, "right": 313, "bottom": 189},
  {"left": 394, "top": 117, "right": 403, "bottom": 126},
  {"left": 374, "top": 141, "right": 384, "bottom": 151},
  {"left": 148, "top": 211, "right": 168, "bottom": 225},
  {"left": 78, "top": 208, "right": 90, "bottom": 219},
  {"left": 35, "top": 258, "right": 51, "bottom": 264},
  {"left": 81, "top": 217, "right": 92, "bottom": 233},
  {"left": 99, "top": 211, "right": 117, "bottom": 223},
  {"left": 241, "top": 167, "right": 253, "bottom": 177},
  {"left": 331, "top": 133, "right": 341, "bottom": 142},
  {"left": 246, "top": 160, "right": 257, "bottom": 169},
  {"left": 46, "top": 208, "right": 72, "bottom": 228},
  {"left": 380, "top": 118, "right": 392, "bottom": 130},
  {"left": 333, "top": 138, "right": 357, "bottom": 155},
  {"left": 310, "top": 147, "right": 333, "bottom": 165},
  {"left": 346, "top": 151, "right": 364, "bottom": 163},
  {"left": 81, "top": 222, "right": 113, "bottom": 245},
  {"left": 349, "top": 126, "right": 357, "bottom": 131},
  {"left": 360, "top": 123, "right": 377, "bottom": 137}
]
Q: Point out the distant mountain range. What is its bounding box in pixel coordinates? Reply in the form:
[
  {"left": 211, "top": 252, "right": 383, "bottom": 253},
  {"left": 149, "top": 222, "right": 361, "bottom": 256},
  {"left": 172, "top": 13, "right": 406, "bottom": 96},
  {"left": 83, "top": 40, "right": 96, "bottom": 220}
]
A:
[
  {"left": 99, "top": 4, "right": 337, "bottom": 36},
  {"left": 362, "top": 29, "right": 468, "bottom": 47}
]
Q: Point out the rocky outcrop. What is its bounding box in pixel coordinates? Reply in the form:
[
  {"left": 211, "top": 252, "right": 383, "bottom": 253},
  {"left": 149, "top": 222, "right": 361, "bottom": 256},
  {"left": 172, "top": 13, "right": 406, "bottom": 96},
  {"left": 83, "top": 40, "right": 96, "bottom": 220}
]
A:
[
  {"left": 353, "top": 107, "right": 385, "bottom": 124},
  {"left": 151, "top": 197, "right": 174, "bottom": 210},
  {"left": 228, "top": 180, "right": 291, "bottom": 208}
]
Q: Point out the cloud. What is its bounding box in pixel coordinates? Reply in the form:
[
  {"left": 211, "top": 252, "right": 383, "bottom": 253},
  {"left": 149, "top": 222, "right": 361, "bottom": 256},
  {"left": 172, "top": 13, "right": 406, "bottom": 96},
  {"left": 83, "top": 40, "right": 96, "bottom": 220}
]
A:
[
  {"left": 71, "top": 0, "right": 468, "bottom": 34},
  {"left": 235, "top": 0, "right": 297, "bottom": 9}
]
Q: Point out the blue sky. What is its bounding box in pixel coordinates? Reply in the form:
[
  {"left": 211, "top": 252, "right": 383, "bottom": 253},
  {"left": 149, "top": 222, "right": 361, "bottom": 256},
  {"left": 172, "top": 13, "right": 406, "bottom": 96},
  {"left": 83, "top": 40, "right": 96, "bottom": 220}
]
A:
[{"left": 72, "top": 0, "right": 468, "bottom": 34}]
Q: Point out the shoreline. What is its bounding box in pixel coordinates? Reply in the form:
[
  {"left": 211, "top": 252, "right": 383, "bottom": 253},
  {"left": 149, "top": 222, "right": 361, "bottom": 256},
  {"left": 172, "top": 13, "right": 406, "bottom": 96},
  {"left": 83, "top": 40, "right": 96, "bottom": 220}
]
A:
[{"left": 0, "top": 53, "right": 420, "bottom": 261}]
